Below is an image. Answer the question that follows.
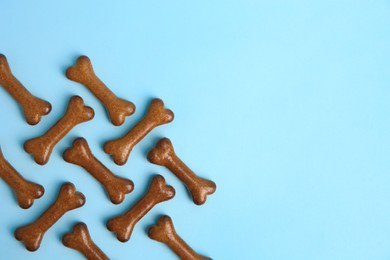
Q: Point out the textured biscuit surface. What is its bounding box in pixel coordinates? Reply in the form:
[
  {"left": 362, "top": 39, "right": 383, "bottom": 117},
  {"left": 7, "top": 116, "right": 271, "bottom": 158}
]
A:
[
  {"left": 63, "top": 137, "right": 134, "bottom": 204},
  {"left": 14, "top": 182, "right": 86, "bottom": 251},
  {"left": 0, "top": 54, "right": 51, "bottom": 125},
  {"left": 66, "top": 55, "right": 135, "bottom": 126},
  {"left": 149, "top": 215, "right": 212, "bottom": 260},
  {"left": 0, "top": 148, "right": 44, "bottom": 209},
  {"left": 148, "top": 137, "right": 216, "bottom": 205},
  {"left": 24, "top": 95, "right": 94, "bottom": 165},
  {"left": 63, "top": 222, "right": 109, "bottom": 260},
  {"left": 107, "top": 175, "right": 175, "bottom": 242}
]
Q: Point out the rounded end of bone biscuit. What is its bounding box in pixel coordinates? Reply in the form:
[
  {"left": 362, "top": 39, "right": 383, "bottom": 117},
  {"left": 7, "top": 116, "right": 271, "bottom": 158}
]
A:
[
  {"left": 24, "top": 138, "right": 50, "bottom": 165},
  {"left": 82, "top": 106, "right": 95, "bottom": 121},
  {"left": 33, "top": 184, "right": 45, "bottom": 198},
  {"left": 62, "top": 222, "right": 90, "bottom": 249},
  {"left": 66, "top": 55, "right": 94, "bottom": 82},
  {"left": 149, "top": 175, "right": 176, "bottom": 202},
  {"left": 0, "top": 147, "right": 5, "bottom": 164},
  {"left": 67, "top": 96, "right": 95, "bottom": 122},
  {"left": 192, "top": 180, "right": 217, "bottom": 206},
  {"left": 108, "top": 178, "right": 134, "bottom": 204},
  {"left": 14, "top": 225, "right": 43, "bottom": 252},
  {"left": 24, "top": 99, "right": 52, "bottom": 125},
  {"left": 111, "top": 115, "right": 126, "bottom": 127},
  {"left": 63, "top": 137, "right": 92, "bottom": 164},
  {"left": 18, "top": 183, "right": 45, "bottom": 209},
  {"left": 106, "top": 218, "right": 132, "bottom": 243},
  {"left": 109, "top": 98, "right": 136, "bottom": 126},
  {"left": 68, "top": 95, "right": 88, "bottom": 111},
  {"left": 72, "top": 222, "right": 89, "bottom": 235},
  {"left": 103, "top": 141, "right": 128, "bottom": 166},
  {"left": 43, "top": 101, "right": 52, "bottom": 114},
  {"left": 58, "top": 182, "right": 86, "bottom": 209},
  {"left": 73, "top": 191, "right": 86, "bottom": 208},
  {"left": 147, "top": 99, "right": 174, "bottom": 125},
  {"left": 148, "top": 215, "right": 176, "bottom": 243},
  {"left": 18, "top": 200, "right": 34, "bottom": 210},
  {"left": 163, "top": 109, "right": 174, "bottom": 123},
  {"left": 77, "top": 55, "right": 92, "bottom": 65},
  {"left": 147, "top": 138, "right": 174, "bottom": 166},
  {"left": 0, "top": 54, "right": 9, "bottom": 72},
  {"left": 111, "top": 157, "right": 128, "bottom": 166}
]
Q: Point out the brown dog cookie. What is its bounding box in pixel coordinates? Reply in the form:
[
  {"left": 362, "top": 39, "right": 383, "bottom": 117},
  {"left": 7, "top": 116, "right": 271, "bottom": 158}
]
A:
[
  {"left": 63, "top": 222, "right": 109, "bottom": 260},
  {"left": 107, "top": 175, "right": 175, "bottom": 242},
  {"left": 66, "top": 55, "right": 135, "bottom": 126},
  {"left": 104, "top": 98, "right": 174, "bottom": 165},
  {"left": 0, "top": 54, "right": 51, "bottom": 125},
  {"left": 149, "top": 215, "right": 212, "bottom": 260},
  {"left": 24, "top": 95, "right": 94, "bottom": 165},
  {"left": 148, "top": 138, "right": 216, "bottom": 205},
  {"left": 63, "top": 137, "right": 134, "bottom": 204},
  {"left": 0, "top": 147, "right": 44, "bottom": 209},
  {"left": 15, "top": 182, "right": 85, "bottom": 251}
]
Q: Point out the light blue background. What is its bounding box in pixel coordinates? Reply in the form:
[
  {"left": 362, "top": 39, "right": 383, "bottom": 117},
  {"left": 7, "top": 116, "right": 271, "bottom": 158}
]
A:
[{"left": 0, "top": 1, "right": 390, "bottom": 259}]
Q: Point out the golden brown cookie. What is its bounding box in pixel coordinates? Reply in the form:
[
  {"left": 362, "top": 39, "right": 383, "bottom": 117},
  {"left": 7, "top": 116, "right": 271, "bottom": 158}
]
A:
[
  {"left": 66, "top": 55, "right": 135, "bottom": 126},
  {"left": 0, "top": 148, "right": 44, "bottom": 209},
  {"left": 104, "top": 98, "right": 174, "bottom": 165},
  {"left": 107, "top": 175, "right": 175, "bottom": 242},
  {"left": 24, "top": 95, "right": 94, "bottom": 165},
  {"left": 148, "top": 138, "right": 216, "bottom": 205},
  {"left": 63, "top": 137, "right": 134, "bottom": 204},
  {"left": 63, "top": 222, "right": 109, "bottom": 260},
  {"left": 0, "top": 54, "right": 51, "bottom": 125},
  {"left": 149, "top": 215, "right": 212, "bottom": 260},
  {"left": 15, "top": 182, "right": 85, "bottom": 251}
]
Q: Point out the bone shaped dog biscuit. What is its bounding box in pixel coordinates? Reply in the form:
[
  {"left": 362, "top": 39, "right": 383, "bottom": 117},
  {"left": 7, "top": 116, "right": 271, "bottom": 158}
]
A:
[
  {"left": 66, "top": 55, "right": 135, "bottom": 126},
  {"left": 15, "top": 182, "right": 85, "bottom": 251},
  {"left": 148, "top": 138, "right": 216, "bottom": 205},
  {"left": 0, "top": 148, "right": 44, "bottom": 209},
  {"left": 63, "top": 137, "right": 134, "bottom": 204},
  {"left": 149, "top": 216, "right": 212, "bottom": 260},
  {"left": 0, "top": 54, "right": 51, "bottom": 125},
  {"left": 104, "top": 98, "right": 174, "bottom": 165},
  {"left": 24, "top": 95, "right": 94, "bottom": 165},
  {"left": 63, "top": 223, "right": 109, "bottom": 260},
  {"left": 107, "top": 175, "right": 175, "bottom": 242}
]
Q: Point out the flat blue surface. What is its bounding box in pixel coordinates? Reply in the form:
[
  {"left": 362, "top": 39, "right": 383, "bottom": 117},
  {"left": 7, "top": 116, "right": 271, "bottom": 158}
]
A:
[{"left": 1, "top": 1, "right": 390, "bottom": 259}]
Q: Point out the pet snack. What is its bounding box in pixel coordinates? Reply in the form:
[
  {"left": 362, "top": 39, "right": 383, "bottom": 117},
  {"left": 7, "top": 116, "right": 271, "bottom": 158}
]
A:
[
  {"left": 149, "top": 215, "right": 212, "bottom": 260},
  {"left": 104, "top": 98, "right": 174, "bottom": 165},
  {"left": 0, "top": 54, "right": 51, "bottom": 125},
  {"left": 66, "top": 55, "right": 135, "bottom": 126},
  {"left": 148, "top": 138, "right": 216, "bottom": 205},
  {"left": 107, "top": 175, "right": 175, "bottom": 242},
  {"left": 24, "top": 95, "right": 94, "bottom": 165},
  {"left": 63, "top": 137, "right": 134, "bottom": 204},
  {"left": 15, "top": 182, "right": 85, "bottom": 251},
  {"left": 63, "top": 222, "right": 109, "bottom": 260},
  {"left": 0, "top": 148, "right": 44, "bottom": 209}
]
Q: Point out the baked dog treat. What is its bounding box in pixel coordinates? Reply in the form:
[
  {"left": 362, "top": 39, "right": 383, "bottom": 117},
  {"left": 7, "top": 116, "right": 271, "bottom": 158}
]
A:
[
  {"left": 148, "top": 138, "right": 216, "bottom": 205},
  {"left": 149, "top": 215, "right": 212, "bottom": 260},
  {"left": 24, "top": 95, "right": 94, "bottom": 165},
  {"left": 66, "top": 55, "right": 135, "bottom": 126},
  {"left": 0, "top": 54, "right": 51, "bottom": 125},
  {"left": 104, "top": 98, "right": 174, "bottom": 165},
  {"left": 63, "top": 137, "right": 134, "bottom": 204},
  {"left": 15, "top": 182, "right": 85, "bottom": 251},
  {"left": 63, "top": 222, "right": 109, "bottom": 260},
  {"left": 0, "top": 148, "right": 44, "bottom": 209},
  {"left": 107, "top": 175, "right": 175, "bottom": 242}
]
